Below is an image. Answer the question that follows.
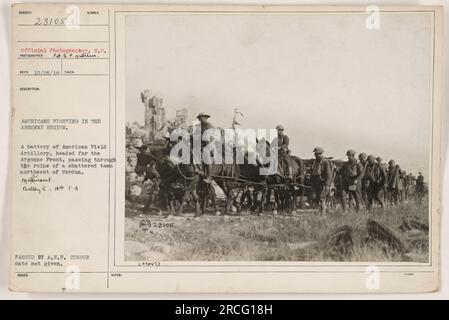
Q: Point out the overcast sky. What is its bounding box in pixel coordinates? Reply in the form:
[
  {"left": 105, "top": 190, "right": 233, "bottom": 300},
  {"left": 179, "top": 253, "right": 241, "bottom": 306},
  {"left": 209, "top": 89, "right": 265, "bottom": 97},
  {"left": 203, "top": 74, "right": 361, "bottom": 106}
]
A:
[{"left": 126, "top": 12, "right": 433, "bottom": 176}]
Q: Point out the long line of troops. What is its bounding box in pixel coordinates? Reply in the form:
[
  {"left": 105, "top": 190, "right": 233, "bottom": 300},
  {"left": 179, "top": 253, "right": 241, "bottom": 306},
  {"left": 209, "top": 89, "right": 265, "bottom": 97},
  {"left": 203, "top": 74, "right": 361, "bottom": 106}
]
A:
[
  {"left": 126, "top": 115, "right": 427, "bottom": 214},
  {"left": 127, "top": 142, "right": 426, "bottom": 214},
  {"left": 307, "top": 146, "right": 426, "bottom": 213}
]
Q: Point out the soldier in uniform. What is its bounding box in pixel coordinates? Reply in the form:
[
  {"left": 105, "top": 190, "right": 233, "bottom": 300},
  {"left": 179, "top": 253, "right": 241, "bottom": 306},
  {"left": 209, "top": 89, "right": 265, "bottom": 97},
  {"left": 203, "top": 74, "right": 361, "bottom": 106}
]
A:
[
  {"left": 406, "top": 173, "right": 416, "bottom": 200},
  {"left": 416, "top": 172, "right": 425, "bottom": 201},
  {"left": 376, "top": 156, "right": 385, "bottom": 168},
  {"left": 194, "top": 112, "right": 215, "bottom": 183},
  {"left": 365, "top": 155, "right": 387, "bottom": 209},
  {"left": 376, "top": 156, "right": 388, "bottom": 203},
  {"left": 340, "top": 149, "right": 364, "bottom": 212},
  {"left": 310, "top": 147, "right": 333, "bottom": 213},
  {"left": 358, "top": 153, "right": 369, "bottom": 208},
  {"left": 402, "top": 172, "right": 410, "bottom": 200},
  {"left": 397, "top": 166, "right": 405, "bottom": 203},
  {"left": 387, "top": 160, "right": 401, "bottom": 205},
  {"left": 275, "top": 125, "right": 291, "bottom": 179},
  {"left": 399, "top": 169, "right": 407, "bottom": 202},
  {"left": 359, "top": 153, "right": 367, "bottom": 166}
]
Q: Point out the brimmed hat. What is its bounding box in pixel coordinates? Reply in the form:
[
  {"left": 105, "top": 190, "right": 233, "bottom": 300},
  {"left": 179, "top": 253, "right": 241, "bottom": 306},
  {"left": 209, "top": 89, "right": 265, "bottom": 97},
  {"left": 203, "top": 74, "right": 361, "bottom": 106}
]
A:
[{"left": 197, "top": 112, "right": 210, "bottom": 119}]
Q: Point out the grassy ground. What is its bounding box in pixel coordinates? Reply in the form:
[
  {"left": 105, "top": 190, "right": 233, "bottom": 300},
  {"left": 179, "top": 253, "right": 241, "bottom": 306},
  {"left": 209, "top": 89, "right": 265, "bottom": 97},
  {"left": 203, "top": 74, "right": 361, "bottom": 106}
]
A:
[{"left": 124, "top": 199, "right": 429, "bottom": 262}]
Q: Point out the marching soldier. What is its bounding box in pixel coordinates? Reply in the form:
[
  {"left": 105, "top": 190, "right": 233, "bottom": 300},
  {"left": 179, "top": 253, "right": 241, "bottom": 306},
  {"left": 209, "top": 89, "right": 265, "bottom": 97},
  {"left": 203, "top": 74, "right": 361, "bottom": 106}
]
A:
[
  {"left": 416, "top": 172, "right": 425, "bottom": 201},
  {"left": 399, "top": 169, "right": 407, "bottom": 202},
  {"left": 366, "top": 155, "right": 387, "bottom": 209},
  {"left": 310, "top": 147, "right": 333, "bottom": 213},
  {"left": 387, "top": 160, "right": 402, "bottom": 205},
  {"left": 359, "top": 153, "right": 368, "bottom": 166},
  {"left": 376, "top": 156, "right": 386, "bottom": 168},
  {"left": 358, "top": 152, "right": 369, "bottom": 208},
  {"left": 406, "top": 173, "right": 416, "bottom": 200},
  {"left": 397, "top": 166, "right": 405, "bottom": 204},
  {"left": 408, "top": 173, "right": 416, "bottom": 200},
  {"left": 376, "top": 156, "right": 388, "bottom": 203},
  {"left": 340, "top": 149, "right": 364, "bottom": 212}
]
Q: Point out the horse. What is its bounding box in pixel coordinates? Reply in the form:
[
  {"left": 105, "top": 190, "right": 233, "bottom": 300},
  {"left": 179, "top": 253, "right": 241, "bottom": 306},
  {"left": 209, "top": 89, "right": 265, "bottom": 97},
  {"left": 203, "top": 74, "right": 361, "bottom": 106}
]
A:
[
  {"left": 142, "top": 144, "right": 210, "bottom": 217},
  {"left": 201, "top": 148, "right": 267, "bottom": 214},
  {"left": 204, "top": 162, "right": 242, "bottom": 214},
  {"left": 256, "top": 139, "right": 306, "bottom": 214}
]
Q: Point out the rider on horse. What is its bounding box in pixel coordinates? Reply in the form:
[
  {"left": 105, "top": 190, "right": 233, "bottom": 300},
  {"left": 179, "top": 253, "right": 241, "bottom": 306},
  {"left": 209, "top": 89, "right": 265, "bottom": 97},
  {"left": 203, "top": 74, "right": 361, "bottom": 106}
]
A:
[
  {"left": 274, "top": 124, "right": 293, "bottom": 179},
  {"left": 195, "top": 112, "right": 215, "bottom": 183}
]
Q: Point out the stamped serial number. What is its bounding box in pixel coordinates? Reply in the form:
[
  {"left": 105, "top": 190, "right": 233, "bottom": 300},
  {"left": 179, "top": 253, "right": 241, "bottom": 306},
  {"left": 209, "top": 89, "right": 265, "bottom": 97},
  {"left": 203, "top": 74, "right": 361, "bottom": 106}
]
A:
[{"left": 34, "top": 17, "right": 67, "bottom": 25}]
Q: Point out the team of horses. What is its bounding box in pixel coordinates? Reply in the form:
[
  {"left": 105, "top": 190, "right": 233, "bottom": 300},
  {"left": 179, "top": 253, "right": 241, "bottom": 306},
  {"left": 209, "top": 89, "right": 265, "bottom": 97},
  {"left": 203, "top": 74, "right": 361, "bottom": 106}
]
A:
[
  {"left": 138, "top": 141, "right": 306, "bottom": 217},
  {"left": 132, "top": 140, "right": 425, "bottom": 218}
]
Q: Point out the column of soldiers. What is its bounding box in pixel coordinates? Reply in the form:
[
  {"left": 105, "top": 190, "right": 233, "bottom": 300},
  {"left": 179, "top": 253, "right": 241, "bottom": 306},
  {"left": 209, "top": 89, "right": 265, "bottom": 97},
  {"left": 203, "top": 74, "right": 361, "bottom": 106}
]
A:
[
  {"left": 309, "top": 147, "right": 426, "bottom": 213},
  {"left": 128, "top": 113, "right": 427, "bottom": 214}
]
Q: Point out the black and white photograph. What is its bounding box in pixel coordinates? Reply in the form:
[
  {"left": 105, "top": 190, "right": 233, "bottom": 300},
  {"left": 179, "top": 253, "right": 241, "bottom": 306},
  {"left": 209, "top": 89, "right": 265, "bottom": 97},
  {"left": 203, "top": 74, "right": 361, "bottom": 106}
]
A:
[
  {"left": 4, "top": 2, "right": 446, "bottom": 295},
  {"left": 124, "top": 11, "right": 432, "bottom": 263}
]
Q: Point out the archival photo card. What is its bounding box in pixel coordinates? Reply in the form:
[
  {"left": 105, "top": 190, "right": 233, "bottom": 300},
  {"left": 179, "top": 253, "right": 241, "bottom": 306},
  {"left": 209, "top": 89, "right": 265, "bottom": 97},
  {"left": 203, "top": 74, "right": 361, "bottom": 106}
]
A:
[{"left": 9, "top": 4, "right": 443, "bottom": 292}]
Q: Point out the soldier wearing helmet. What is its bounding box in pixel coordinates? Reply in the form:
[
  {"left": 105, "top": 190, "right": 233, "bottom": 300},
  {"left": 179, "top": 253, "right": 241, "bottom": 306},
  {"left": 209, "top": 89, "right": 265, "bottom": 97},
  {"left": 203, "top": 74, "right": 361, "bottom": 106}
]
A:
[
  {"left": 406, "top": 173, "right": 416, "bottom": 200},
  {"left": 359, "top": 153, "right": 367, "bottom": 166},
  {"left": 275, "top": 125, "right": 290, "bottom": 155},
  {"left": 273, "top": 124, "right": 291, "bottom": 179},
  {"left": 375, "top": 157, "right": 388, "bottom": 202},
  {"left": 376, "top": 156, "right": 386, "bottom": 169},
  {"left": 386, "top": 160, "right": 402, "bottom": 205},
  {"left": 358, "top": 152, "right": 369, "bottom": 208},
  {"left": 365, "top": 154, "right": 387, "bottom": 209},
  {"left": 388, "top": 159, "right": 396, "bottom": 170},
  {"left": 363, "top": 154, "right": 376, "bottom": 182},
  {"left": 399, "top": 169, "right": 407, "bottom": 202},
  {"left": 310, "top": 147, "right": 333, "bottom": 213},
  {"left": 340, "top": 149, "right": 364, "bottom": 212},
  {"left": 416, "top": 172, "right": 425, "bottom": 201},
  {"left": 194, "top": 112, "right": 215, "bottom": 183}
]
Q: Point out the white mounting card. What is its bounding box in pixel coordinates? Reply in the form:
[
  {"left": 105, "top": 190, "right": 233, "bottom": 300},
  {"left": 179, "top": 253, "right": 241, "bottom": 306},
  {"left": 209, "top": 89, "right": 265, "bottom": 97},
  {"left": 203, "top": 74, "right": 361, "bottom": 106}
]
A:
[{"left": 9, "top": 4, "right": 443, "bottom": 293}]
